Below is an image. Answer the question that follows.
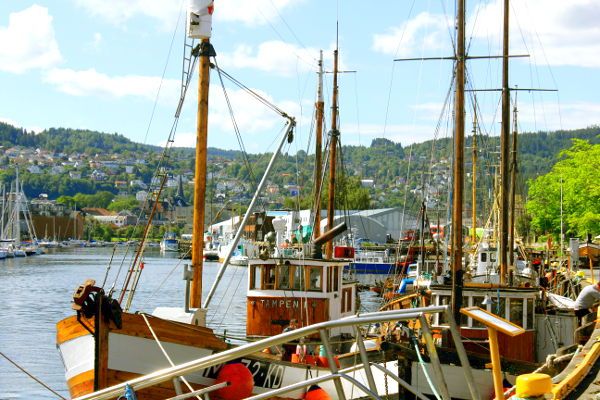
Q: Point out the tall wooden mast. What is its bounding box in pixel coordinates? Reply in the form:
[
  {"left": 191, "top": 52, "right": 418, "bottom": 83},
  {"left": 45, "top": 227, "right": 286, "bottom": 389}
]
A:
[
  {"left": 499, "top": 0, "right": 510, "bottom": 283},
  {"left": 190, "top": 39, "right": 212, "bottom": 309},
  {"left": 509, "top": 103, "right": 518, "bottom": 266},
  {"left": 325, "top": 49, "right": 339, "bottom": 259},
  {"left": 313, "top": 50, "right": 325, "bottom": 239},
  {"left": 471, "top": 116, "right": 478, "bottom": 243},
  {"left": 451, "top": 0, "right": 466, "bottom": 322}
]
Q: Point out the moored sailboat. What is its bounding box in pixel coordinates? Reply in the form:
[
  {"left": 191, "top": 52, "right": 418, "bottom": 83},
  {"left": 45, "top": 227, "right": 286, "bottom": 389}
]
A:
[
  {"left": 55, "top": 3, "right": 400, "bottom": 399},
  {"left": 377, "top": 0, "right": 590, "bottom": 398}
]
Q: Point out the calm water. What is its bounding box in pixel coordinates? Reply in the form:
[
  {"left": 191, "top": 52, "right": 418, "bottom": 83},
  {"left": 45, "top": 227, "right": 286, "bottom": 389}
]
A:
[{"left": 0, "top": 247, "right": 381, "bottom": 399}]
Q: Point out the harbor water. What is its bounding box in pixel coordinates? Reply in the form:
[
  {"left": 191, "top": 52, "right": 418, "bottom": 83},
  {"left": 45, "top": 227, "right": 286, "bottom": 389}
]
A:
[{"left": 0, "top": 247, "right": 380, "bottom": 399}]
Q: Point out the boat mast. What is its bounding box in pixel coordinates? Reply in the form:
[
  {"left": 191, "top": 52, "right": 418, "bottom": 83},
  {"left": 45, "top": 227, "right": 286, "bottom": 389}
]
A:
[
  {"left": 451, "top": 0, "right": 466, "bottom": 322},
  {"left": 499, "top": 0, "right": 510, "bottom": 282},
  {"left": 190, "top": 38, "right": 213, "bottom": 309},
  {"left": 471, "top": 115, "right": 477, "bottom": 243},
  {"left": 325, "top": 48, "right": 340, "bottom": 259},
  {"left": 313, "top": 50, "right": 325, "bottom": 239},
  {"left": 509, "top": 102, "right": 518, "bottom": 266},
  {"left": 15, "top": 169, "right": 21, "bottom": 246}
]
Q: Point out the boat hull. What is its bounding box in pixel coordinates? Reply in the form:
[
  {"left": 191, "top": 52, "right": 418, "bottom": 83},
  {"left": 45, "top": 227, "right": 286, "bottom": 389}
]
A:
[{"left": 57, "top": 312, "right": 398, "bottom": 399}]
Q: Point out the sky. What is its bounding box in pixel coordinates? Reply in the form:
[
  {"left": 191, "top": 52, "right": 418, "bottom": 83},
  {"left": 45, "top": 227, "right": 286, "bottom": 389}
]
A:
[{"left": 1, "top": 0, "right": 599, "bottom": 154}]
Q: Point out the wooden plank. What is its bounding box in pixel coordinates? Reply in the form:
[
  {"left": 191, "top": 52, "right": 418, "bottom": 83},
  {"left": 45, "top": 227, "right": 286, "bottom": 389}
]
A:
[
  {"left": 114, "top": 313, "right": 227, "bottom": 350},
  {"left": 58, "top": 313, "right": 227, "bottom": 350},
  {"left": 96, "top": 297, "right": 109, "bottom": 390},
  {"left": 460, "top": 328, "right": 535, "bottom": 362},
  {"left": 67, "top": 370, "right": 95, "bottom": 398},
  {"left": 56, "top": 315, "right": 93, "bottom": 344},
  {"left": 551, "top": 310, "right": 600, "bottom": 399}
]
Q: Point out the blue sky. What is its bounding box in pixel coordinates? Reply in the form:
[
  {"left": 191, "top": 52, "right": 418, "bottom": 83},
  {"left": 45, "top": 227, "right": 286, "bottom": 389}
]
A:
[{"left": 1, "top": 1, "right": 598, "bottom": 154}]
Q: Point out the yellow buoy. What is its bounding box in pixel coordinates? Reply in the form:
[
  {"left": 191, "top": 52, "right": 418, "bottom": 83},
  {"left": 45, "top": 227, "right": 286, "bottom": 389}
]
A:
[{"left": 515, "top": 373, "right": 552, "bottom": 398}]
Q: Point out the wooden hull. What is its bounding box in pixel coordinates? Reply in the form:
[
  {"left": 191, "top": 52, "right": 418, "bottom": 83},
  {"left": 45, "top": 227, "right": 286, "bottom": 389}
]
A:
[
  {"left": 57, "top": 312, "right": 227, "bottom": 398},
  {"left": 57, "top": 312, "right": 398, "bottom": 399}
]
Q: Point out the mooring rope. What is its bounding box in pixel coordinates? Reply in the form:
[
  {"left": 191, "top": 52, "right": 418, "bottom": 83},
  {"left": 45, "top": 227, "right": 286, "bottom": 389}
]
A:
[{"left": 0, "top": 350, "right": 67, "bottom": 399}]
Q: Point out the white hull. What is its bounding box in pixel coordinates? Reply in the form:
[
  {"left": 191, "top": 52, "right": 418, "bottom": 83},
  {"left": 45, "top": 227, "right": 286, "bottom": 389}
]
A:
[
  {"left": 160, "top": 240, "right": 179, "bottom": 252},
  {"left": 57, "top": 331, "right": 399, "bottom": 399}
]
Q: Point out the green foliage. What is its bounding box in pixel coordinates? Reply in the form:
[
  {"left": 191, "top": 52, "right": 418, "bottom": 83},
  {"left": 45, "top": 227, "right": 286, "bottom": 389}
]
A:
[
  {"left": 108, "top": 196, "right": 140, "bottom": 212},
  {"left": 527, "top": 138, "right": 600, "bottom": 238}
]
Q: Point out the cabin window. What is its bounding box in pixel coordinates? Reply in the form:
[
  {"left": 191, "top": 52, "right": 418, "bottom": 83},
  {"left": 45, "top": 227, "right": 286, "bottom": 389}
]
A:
[
  {"left": 481, "top": 253, "right": 487, "bottom": 262},
  {"left": 472, "top": 297, "right": 485, "bottom": 328},
  {"left": 460, "top": 296, "right": 469, "bottom": 326},
  {"left": 495, "top": 297, "right": 506, "bottom": 319},
  {"left": 291, "top": 265, "right": 304, "bottom": 290},
  {"left": 326, "top": 266, "right": 340, "bottom": 292},
  {"left": 277, "top": 262, "right": 291, "bottom": 290},
  {"left": 307, "top": 266, "right": 322, "bottom": 291},
  {"left": 526, "top": 299, "right": 534, "bottom": 329},
  {"left": 250, "top": 265, "right": 258, "bottom": 289},
  {"left": 333, "top": 266, "right": 339, "bottom": 292},
  {"left": 437, "top": 295, "right": 451, "bottom": 325},
  {"left": 262, "top": 265, "right": 276, "bottom": 289},
  {"left": 341, "top": 287, "right": 353, "bottom": 313},
  {"left": 509, "top": 298, "right": 524, "bottom": 327}
]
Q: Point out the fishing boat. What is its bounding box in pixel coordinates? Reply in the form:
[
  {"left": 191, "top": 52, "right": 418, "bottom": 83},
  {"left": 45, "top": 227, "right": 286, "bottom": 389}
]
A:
[
  {"left": 55, "top": 4, "right": 402, "bottom": 399},
  {"left": 376, "top": 0, "right": 591, "bottom": 398},
  {"left": 159, "top": 232, "right": 179, "bottom": 252}
]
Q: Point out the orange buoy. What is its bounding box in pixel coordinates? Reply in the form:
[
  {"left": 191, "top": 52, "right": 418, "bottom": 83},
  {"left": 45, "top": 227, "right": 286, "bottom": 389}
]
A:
[
  {"left": 214, "top": 361, "right": 254, "bottom": 400},
  {"left": 304, "top": 385, "right": 331, "bottom": 400}
]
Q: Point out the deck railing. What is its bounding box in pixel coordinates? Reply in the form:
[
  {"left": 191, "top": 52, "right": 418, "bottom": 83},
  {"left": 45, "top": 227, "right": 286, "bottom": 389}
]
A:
[{"left": 73, "top": 305, "right": 480, "bottom": 400}]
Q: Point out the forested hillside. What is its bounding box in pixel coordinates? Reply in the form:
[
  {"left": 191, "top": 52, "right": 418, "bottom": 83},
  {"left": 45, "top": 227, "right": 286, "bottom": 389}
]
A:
[{"left": 0, "top": 121, "right": 597, "bottom": 218}]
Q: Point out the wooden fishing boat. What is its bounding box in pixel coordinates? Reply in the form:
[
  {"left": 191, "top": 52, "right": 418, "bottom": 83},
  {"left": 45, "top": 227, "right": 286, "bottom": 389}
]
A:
[{"left": 55, "top": 4, "right": 397, "bottom": 399}]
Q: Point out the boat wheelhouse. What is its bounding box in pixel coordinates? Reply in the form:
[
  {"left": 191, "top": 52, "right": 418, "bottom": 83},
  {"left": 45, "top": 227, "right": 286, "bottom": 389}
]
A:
[{"left": 247, "top": 258, "right": 356, "bottom": 341}]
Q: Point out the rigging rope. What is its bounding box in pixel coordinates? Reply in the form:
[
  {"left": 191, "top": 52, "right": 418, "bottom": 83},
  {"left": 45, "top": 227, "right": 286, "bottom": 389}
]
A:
[
  {"left": 0, "top": 350, "right": 67, "bottom": 399},
  {"left": 140, "top": 314, "right": 202, "bottom": 400},
  {"left": 213, "top": 58, "right": 257, "bottom": 186}
]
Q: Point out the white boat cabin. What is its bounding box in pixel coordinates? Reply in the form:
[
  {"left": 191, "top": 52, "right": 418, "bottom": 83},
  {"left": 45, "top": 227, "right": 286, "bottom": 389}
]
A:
[
  {"left": 429, "top": 286, "right": 576, "bottom": 363},
  {"left": 247, "top": 258, "right": 356, "bottom": 339}
]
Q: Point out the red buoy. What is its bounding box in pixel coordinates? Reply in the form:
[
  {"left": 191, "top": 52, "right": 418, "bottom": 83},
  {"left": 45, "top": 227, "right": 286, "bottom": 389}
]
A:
[
  {"left": 304, "top": 385, "right": 331, "bottom": 400},
  {"left": 214, "top": 362, "right": 254, "bottom": 400}
]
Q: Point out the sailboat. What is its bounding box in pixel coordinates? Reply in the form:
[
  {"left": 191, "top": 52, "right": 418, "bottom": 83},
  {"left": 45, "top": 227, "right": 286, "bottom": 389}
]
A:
[
  {"left": 378, "top": 0, "right": 593, "bottom": 398},
  {"left": 55, "top": 4, "right": 398, "bottom": 399}
]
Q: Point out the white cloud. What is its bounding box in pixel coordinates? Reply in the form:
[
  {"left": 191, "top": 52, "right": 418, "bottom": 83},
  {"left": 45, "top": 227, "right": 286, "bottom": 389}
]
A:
[
  {"left": 0, "top": 5, "right": 62, "bottom": 73},
  {"left": 473, "top": 0, "right": 600, "bottom": 68},
  {"left": 341, "top": 122, "right": 438, "bottom": 147},
  {"left": 74, "top": 0, "right": 181, "bottom": 28},
  {"left": 91, "top": 32, "right": 103, "bottom": 49},
  {"left": 218, "top": 40, "right": 323, "bottom": 76},
  {"left": 516, "top": 101, "right": 600, "bottom": 131},
  {"left": 0, "top": 117, "right": 43, "bottom": 133},
  {"left": 75, "top": 0, "right": 302, "bottom": 28},
  {"left": 214, "top": 0, "right": 301, "bottom": 26},
  {"left": 372, "top": 12, "right": 452, "bottom": 57},
  {"left": 210, "top": 86, "right": 298, "bottom": 133},
  {"left": 170, "top": 87, "right": 302, "bottom": 148},
  {"left": 377, "top": 0, "right": 600, "bottom": 68},
  {"left": 43, "top": 68, "right": 180, "bottom": 101}
]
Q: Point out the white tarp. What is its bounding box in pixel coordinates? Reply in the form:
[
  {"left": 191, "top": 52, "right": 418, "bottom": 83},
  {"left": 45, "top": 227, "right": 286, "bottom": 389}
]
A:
[
  {"left": 188, "top": 0, "right": 213, "bottom": 39},
  {"left": 547, "top": 292, "right": 576, "bottom": 310}
]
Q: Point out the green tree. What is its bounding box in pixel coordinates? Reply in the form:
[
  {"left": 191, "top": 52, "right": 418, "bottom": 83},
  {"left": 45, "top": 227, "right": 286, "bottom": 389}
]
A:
[
  {"left": 527, "top": 139, "right": 600, "bottom": 238},
  {"left": 108, "top": 196, "right": 140, "bottom": 212}
]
